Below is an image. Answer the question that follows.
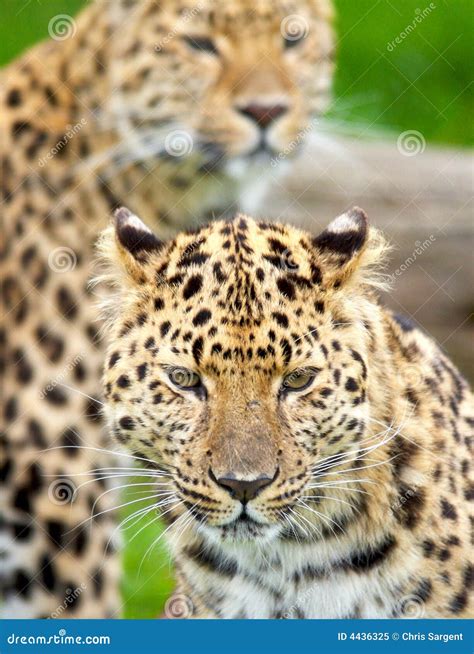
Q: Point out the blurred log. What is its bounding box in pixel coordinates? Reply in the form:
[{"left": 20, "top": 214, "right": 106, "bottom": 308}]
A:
[{"left": 262, "top": 134, "right": 473, "bottom": 381}]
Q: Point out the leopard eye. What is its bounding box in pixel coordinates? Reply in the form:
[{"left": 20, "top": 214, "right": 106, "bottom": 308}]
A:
[
  {"left": 281, "top": 368, "right": 318, "bottom": 393},
  {"left": 168, "top": 367, "right": 201, "bottom": 390},
  {"left": 183, "top": 36, "right": 218, "bottom": 55}
]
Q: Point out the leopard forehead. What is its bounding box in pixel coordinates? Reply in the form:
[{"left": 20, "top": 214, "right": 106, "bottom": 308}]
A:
[
  {"left": 158, "top": 215, "right": 324, "bottom": 320},
  {"left": 117, "top": 0, "right": 332, "bottom": 39}
]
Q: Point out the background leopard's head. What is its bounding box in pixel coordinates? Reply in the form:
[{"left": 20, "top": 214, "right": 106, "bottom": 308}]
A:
[
  {"left": 98, "top": 206, "right": 389, "bottom": 543},
  {"left": 102, "top": 0, "right": 334, "bottom": 169}
]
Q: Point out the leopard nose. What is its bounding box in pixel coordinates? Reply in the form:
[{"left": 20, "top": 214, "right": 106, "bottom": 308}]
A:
[
  {"left": 238, "top": 103, "right": 288, "bottom": 129},
  {"left": 209, "top": 469, "right": 278, "bottom": 503}
]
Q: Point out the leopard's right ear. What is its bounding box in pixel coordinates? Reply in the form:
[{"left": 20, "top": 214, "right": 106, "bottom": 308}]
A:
[
  {"left": 96, "top": 207, "right": 164, "bottom": 285},
  {"left": 114, "top": 207, "right": 163, "bottom": 260},
  {"left": 94, "top": 207, "right": 165, "bottom": 329}
]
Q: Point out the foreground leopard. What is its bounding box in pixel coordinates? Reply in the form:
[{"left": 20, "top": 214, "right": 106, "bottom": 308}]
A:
[
  {"left": 0, "top": 0, "right": 333, "bottom": 617},
  {"left": 98, "top": 206, "right": 473, "bottom": 619}
]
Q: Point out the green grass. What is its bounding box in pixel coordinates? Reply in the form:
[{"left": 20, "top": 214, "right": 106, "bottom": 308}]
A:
[
  {"left": 332, "top": 0, "right": 474, "bottom": 145},
  {"left": 2, "top": 0, "right": 472, "bottom": 618},
  {"left": 120, "top": 485, "right": 174, "bottom": 619}
]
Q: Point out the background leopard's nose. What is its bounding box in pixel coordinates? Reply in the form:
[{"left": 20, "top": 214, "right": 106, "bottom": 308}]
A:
[
  {"left": 209, "top": 469, "right": 278, "bottom": 503},
  {"left": 237, "top": 103, "right": 288, "bottom": 129}
]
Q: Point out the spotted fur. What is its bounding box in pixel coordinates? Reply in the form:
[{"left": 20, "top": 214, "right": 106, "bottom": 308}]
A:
[
  {"left": 1, "top": 0, "right": 334, "bottom": 618},
  {"left": 100, "top": 207, "right": 473, "bottom": 619}
]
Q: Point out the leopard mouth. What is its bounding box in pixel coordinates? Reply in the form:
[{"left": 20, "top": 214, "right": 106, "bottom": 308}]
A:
[
  {"left": 233, "top": 509, "right": 261, "bottom": 527},
  {"left": 195, "top": 135, "right": 278, "bottom": 171},
  {"left": 220, "top": 515, "right": 270, "bottom": 540},
  {"left": 208, "top": 505, "right": 279, "bottom": 541}
]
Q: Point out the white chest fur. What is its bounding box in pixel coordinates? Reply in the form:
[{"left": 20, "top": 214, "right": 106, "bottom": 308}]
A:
[{"left": 177, "top": 534, "right": 416, "bottom": 619}]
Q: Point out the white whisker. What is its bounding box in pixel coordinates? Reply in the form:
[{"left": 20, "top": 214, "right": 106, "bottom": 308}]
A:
[{"left": 57, "top": 383, "right": 105, "bottom": 406}]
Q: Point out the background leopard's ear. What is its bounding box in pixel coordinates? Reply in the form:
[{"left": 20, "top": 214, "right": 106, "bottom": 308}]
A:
[{"left": 312, "top": 207, "right": 390, "bottom": 290}]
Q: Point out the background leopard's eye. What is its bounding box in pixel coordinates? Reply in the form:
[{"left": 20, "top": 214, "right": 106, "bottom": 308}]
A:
[
  {"left": 283, "top": 32, "right": 307, "bottom": 50},
  {"left": 183, "top": 36, "right": 218, "bottom": 54},
  {"left": 281, "top": 368, "right": 317, "bottom": 392},
  {"left": 168, "top": 367, "right": 201, "bottom": 390}
]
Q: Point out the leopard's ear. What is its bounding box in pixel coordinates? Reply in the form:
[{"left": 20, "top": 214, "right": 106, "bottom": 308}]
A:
[
  {"left": 114, "top": 206, "right": 163, "bottom": 263},
  {"left": 97, "top": 207, "right": 164, "bottom": 285},
  {"left": 312, "top": 207, "right": 389, "bottom": 290},
  {"left": 313, "top": 206, "right": 368, "bottom": 259},
  {"left": 114, "top": 207, "right": 164, "bottom": 263},
  {"left": 94, "top": 208, "right": 165, "bottom": 328}
]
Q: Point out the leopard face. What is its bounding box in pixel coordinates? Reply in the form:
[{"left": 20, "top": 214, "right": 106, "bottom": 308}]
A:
[
  {"left": 100, "top": 206, "right": 388, "bottom": 544},
  {"left": 107, "top": 0, "right": 334, "bottom": 167}
]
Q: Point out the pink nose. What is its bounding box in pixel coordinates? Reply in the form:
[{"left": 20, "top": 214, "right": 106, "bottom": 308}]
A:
[{"left": 238, "top": 103, "right": 288, "bottom": 129}]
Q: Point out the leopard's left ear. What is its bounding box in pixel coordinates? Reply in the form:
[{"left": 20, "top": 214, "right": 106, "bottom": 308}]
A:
[
  {"left": 313, "top": 206, "right": 368, "bottom": 260},
  {"left": 312, "top": 207, "right": 389, "bottom": 289}
]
